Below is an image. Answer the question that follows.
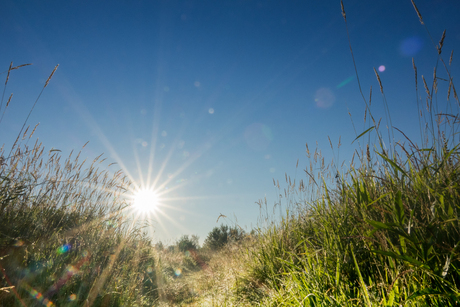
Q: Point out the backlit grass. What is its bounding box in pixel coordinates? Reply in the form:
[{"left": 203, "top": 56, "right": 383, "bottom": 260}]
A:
[{"left": 1, "top": 1, "right": 459, "bottom": 306}]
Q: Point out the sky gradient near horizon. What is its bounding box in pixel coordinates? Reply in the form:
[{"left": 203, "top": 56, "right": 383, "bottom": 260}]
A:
[{"left": 2, "top": 0, "right": 460, "bottom": 245}]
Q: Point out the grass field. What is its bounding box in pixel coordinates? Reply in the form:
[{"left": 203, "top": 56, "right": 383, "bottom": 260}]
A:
[{"left": 1, "top": 1, "right": 460, "bottom": 306}]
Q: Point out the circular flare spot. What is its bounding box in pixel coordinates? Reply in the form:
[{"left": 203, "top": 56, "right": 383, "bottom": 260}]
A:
[
  {"left": 314, "top": 88, "right": 335, "bottom": 109},
  {"left": 400, "top": 36, "right": 423, "bottom": 56}
]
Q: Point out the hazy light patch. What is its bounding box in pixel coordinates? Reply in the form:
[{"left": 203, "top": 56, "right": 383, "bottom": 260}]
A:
[
  {"left": 208, "top": 108, "right": 214, "bottom": 114},
  {"left": 194, "top": 81, "right": 200, "bottom": 87},
  {"left": 400, "top": 36, "right": 423, "bottom": 56},
  {"left": 314, "top": 87, "right": 335, "bottom": 109},
  {"left": 264, "top": 154, "right": 271, "bottom": 159},
  {"left": 24, "top": 283, "right": 55, "bottom": 306},
  {"left": 269, "top": 167, "right": 276, "bottom": 173},
  {"left": 161, "top": 130, "right": 167, "bottom": 137},
  {"left": 14, "top": 240, "right": 24, "bottom": 247},
  {"left": 142, "top": 141, "right": 148, "bottom": 147},
  {"left": 378, "top": 65, "right": 386, "bottom": 72},
  {"left": 69, "top": 294, "right": 77, "bottom": 301},
  {"left": 244, "top": 123, "right": 273, "bottom": 151},
  {"left": 336, "top": 76, "right": 354, "bottom": 89},
  {"left": 163, "top": 86, "right": 170, "bottom": 92}
]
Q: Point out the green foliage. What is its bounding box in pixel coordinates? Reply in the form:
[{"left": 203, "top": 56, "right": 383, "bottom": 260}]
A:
[
  {"left": 227, "top": 2, "right": 460, "bottom": 306},
  {"left": 176, "top": 234, "right": 199, "bottom": 252},
  {"left": 204, "top": 224, "right": 246, "bottom": 251}
]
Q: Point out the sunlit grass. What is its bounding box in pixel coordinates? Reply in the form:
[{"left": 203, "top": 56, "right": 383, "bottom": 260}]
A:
[{"left": 1, "top": 1, "right": 459, "bottom": 306}]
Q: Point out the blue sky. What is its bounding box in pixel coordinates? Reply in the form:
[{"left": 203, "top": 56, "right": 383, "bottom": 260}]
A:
[{"left": 2, "top": 0, "right": 460, "bottom": 245}]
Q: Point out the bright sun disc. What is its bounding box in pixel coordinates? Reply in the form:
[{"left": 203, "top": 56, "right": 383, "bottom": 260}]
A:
[{"left": 133, "top": 189, "right": 159, "bottom": 213}]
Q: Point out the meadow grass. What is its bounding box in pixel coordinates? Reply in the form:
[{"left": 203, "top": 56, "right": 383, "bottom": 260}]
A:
[
  {"left": 220, "top": 1, "right": 460, "bottom": 306},
  {"left": 2, "top": 0, "right": 460, "bottom": 306},
  {"left": 0, "top": 64, "right": 159, "bottom": 306}
]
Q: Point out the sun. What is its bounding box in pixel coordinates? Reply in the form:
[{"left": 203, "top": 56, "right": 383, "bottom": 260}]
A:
[{"left": 132, "top": 189, "right": 159, "bottom": 213}]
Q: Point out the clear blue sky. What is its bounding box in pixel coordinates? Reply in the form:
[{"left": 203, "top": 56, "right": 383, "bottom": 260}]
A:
[{"left": 2, "top": 0, "right": 460, "bottom": 245}]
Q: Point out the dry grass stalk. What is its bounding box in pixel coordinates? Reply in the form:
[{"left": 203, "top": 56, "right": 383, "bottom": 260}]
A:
[
  {"left": 11, "top": 63, "right": 32, "bottom": 71},
  {"left": 373, "top": 68, "right": 383, "bottom": 94},
  {"left": 369, "top": 85, "right": 372, "bottom": 106},
  {"left": 410, "top": 0, "right": 424, "bottom": 25},
  {"left": 422, "top": 75, "right": 431, "bottom": 99},
  {"left": 364, "top": 106, "right": 368, "bottom": 123},
  {"left": 5, "top": 62, "right": 12, "bottom": 86},
  {"left": 6, "top": 94, "right": 12, "bottom": 108},
  {"left": 449, "top": 50, "right": 453, "bottom": 66},
  {"left": 437, "top": 30, "right": 446, "bottom": 55},
  {"left": 340, "top": 0, "right": 346, "bottom": 22},
  {"left": 433, "top": 67, "right": 438, "bottom": 94},
  {"left": 453, "top": 83, "right": 458, "bottom": 102},
  {"left": 413, "top": 58, "right": 418, "bottom": 91},
  {"left": 44, "top": 64, "right": 59, "bottom": 88},
  {"left": 22, "top": 126, "right": 29, "bottom": 140}
]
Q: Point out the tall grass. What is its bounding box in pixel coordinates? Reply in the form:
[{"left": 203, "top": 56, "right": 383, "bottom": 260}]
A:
[
  {"left": 229, "top": 1, "right": 460, "bottom": 306},
  {"left": 2, "top": 1, "right": 460, "bottom": 306},
  {"left": 0, "top": 64, "right": 158, "bottom": 306}
]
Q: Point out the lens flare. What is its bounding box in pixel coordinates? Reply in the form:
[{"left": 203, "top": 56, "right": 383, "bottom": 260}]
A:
[
  {"left": 400, "top": 36, "right": 423, "bottom": 56},
  {"left": 133, "top": 189, "right": 159, "bottom": 213},
  {"left": 57, "top": 244, "right": 71, "bottom": 254},
  {"left": 314, "top": 87, "right": 335, "bottom": 109}
]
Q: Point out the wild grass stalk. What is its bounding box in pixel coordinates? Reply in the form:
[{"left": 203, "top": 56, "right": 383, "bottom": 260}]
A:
[
  {"left": 228, "top": 1, "right": 460, "bottom": 306},
  {"left": 0, "top": 64, "right": 159, "bottom": 306}
]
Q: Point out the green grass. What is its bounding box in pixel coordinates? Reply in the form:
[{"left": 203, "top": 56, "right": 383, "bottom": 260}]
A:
[
  {"left": 2, "top": 1, "right": 460, "bottom": 306},
  {"left": 0, "top": 65, "right": 159, "bottom": 306},
  {"left": 222, "top": 2, "right": 460, "bottom": 306}
]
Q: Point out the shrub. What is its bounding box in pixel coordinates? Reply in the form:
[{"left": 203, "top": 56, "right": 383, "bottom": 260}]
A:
[
  {"left": 204, "top": 224, "right": 246, "bottom": 251},
  {"left": 176, "top": 234, "right": 199, "bottom": 252}
]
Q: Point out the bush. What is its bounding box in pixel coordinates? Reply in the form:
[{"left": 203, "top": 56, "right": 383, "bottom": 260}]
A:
[
  {"left": 176, "top": 234, "right": 199, "bottom": 252},
  {"left": 204, "top": 224, "right": 246, "bottom": 251}
]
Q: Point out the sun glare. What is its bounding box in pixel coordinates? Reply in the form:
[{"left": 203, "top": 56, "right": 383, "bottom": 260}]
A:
[{"left": 133, "top": 189, "right": 159, "bottom": 213}]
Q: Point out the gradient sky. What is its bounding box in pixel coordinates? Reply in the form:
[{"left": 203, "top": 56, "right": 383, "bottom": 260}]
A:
[{"left": 2, "top": 0, "right": 460, "bottom": 245}]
